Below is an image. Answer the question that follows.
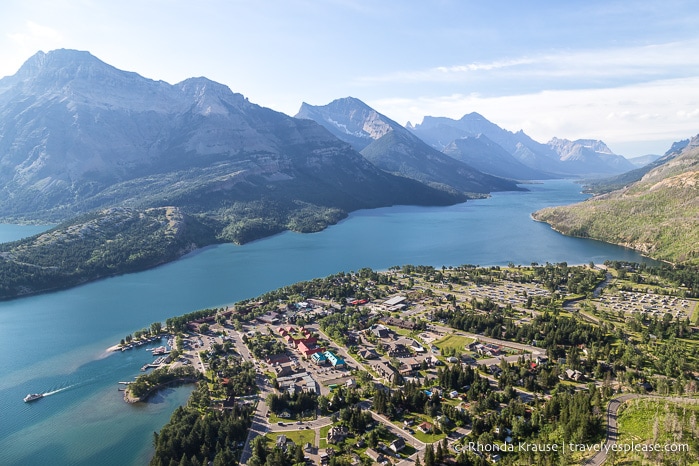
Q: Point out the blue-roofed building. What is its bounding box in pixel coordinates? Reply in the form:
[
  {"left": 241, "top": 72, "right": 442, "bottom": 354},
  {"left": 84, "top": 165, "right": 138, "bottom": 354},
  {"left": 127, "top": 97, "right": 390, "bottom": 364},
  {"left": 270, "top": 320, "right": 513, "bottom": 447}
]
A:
[
  {"left": 324, "top": 350, "right": 345, "bottom": 368},
  {"left": 311, "top": 352, "right": 327, "bottom": 365}
]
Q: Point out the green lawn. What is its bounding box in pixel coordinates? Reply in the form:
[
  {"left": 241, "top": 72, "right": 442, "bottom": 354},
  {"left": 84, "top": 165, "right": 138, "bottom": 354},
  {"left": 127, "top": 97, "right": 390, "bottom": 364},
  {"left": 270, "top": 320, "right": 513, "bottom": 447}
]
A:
[
  {"left": 433, "top": 334, "right": 475, "bottom": 353},
  {"left": 319, "top": 425, "right": 331, "bottom": 448}
]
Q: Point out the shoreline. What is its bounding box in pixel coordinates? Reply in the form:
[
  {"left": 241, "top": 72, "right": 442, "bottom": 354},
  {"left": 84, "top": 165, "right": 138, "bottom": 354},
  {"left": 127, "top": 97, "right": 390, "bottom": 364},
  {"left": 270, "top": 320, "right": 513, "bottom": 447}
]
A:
[{"left": 124, "top": 377, "right": 198, "bottom": 404}]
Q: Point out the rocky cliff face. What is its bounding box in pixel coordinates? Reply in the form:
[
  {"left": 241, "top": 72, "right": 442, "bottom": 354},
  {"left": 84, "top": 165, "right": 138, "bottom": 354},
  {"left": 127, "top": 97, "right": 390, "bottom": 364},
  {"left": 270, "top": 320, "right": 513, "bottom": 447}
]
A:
[{"left": 0, "top": 50, "right": 460, "bottom": 222}]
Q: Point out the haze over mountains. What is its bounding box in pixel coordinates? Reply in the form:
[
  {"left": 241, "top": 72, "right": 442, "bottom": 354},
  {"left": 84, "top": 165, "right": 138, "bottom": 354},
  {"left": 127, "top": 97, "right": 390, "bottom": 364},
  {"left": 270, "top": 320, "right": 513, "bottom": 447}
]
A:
[
  {"left": 296, "top": 97, "right": 522, "bottom": 195},
  {"left": 0, "top": 48, "right": 696, "bottom": 298},
  {"left": 0, "top": 49, "right": 465, "bottom": 226},
  {"left": 298, "top": 98, "right": 636, "bottom": 181}
]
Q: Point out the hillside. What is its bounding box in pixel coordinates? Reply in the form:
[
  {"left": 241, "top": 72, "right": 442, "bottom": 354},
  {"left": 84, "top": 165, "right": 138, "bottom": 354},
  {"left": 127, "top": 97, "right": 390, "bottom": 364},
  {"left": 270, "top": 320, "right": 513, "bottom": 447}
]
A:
[
  {"left": 0, "top": 50, "right": 463, "bottom": 223},
  {"left": 533, "top": 135, "right": 699, "bottom": 264},
  {"left": 0, "top": 207, "right": 217, "bottom": 299},
  {"left": 0, "top": 50, "right": 469, "bottom": 299}
]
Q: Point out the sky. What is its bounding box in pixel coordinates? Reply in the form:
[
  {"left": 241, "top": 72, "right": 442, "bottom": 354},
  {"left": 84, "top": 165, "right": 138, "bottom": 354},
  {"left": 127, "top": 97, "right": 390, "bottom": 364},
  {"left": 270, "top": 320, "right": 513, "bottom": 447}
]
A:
[{"left": 2, "top": 0, "right": 699, "bottom": 158}]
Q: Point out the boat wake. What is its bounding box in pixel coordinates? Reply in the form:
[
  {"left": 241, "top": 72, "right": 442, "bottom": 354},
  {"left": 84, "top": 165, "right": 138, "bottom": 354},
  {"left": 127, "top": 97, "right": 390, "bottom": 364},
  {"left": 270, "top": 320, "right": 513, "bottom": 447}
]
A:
[{"left": 43, "top": 384, "right": 77, "bottom": 397}]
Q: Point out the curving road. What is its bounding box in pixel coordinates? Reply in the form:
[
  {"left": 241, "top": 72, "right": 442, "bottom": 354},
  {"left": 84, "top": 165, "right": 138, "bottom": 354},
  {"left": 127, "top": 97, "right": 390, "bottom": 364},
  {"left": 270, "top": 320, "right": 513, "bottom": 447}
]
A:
[{"left": 584, "top": 394, "right": 699, "bottom": 465}]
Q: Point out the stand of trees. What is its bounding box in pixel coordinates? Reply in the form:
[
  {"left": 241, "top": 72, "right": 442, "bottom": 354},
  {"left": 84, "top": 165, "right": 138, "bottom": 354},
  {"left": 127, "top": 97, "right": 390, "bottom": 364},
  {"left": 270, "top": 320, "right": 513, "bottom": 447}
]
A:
[{"left": 150, "top": 401, "right": 253, "bottom": 466}]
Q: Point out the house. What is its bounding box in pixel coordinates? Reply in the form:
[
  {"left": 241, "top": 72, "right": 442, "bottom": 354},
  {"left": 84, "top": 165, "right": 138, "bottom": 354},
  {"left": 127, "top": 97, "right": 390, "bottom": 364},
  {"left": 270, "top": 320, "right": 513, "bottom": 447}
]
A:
[
  {"left": 424, "top": 355, "right": 441, "bottom": 366},
  {"left": 386, "top": 342, "right": 410, "bottom": 358},
  {"left": 357, "top": 348, "right": 379, "bottom": 360},
  {"left": 389, "top": 438, "right": 406, "bottom": 453},
  {"left": 364, "top": 448, "right": 382, "bottom": 463},
  {"left": 273, "top": 363, "right": 294, "bottom": 377},
  {"left": 298, "top": 341, "right": 324, "bottom": 358},
  {"left": 534, "top": 354, "right": 548, "bottom": 365},
  {"left": 372, "top": 362, "right": 399, "bottom": 384},
  {"left": 461, "top": 355, "right": 476, "bottom": 364},
  {"left": 399, "top": 362, "right": 416, "bottom": 377},
  {"left": 311, "top": 351, "right": 327, "bottom": 365},
  {"left": 371, "top": 324, "right": 390, "bottom": 339},
  {"left": 382, "top": 316, "right": 415, "bottom": 329},
  {"left": 564, "top": 369, "right": 584, "bottom": 381},
  {"left": 466, "top": 341, "right": 481, "bottom": 351},
  {"left": 276, "top": 435, "right": 287, "bottom": 448},
  {"left": 258, "top": 312, "right": 280, "bottom": 324},
  {"left": 409, "top": 339, "right": 425, "bottom": 353},
  {"left": 418, "top": 421, "right": 433, "bottom": 433},
  {"left": 327, "top": 426, "right": 349, "bottom": 444},
  {"left": 266, "top": 353, "right": 291, "bottom": 365},
  {"left": 488, "top": 365, "right": 503, "bottom": 377},
  {"left": 398, "top": 358, "right": 421, "bottom": 376}
]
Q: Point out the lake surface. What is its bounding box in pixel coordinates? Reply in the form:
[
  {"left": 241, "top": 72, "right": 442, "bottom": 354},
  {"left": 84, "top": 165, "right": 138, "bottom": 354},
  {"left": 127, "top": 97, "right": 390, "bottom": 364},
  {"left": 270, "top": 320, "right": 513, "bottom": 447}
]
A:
[{"left": 0, "top": 180, "right": 654, "bottom": 465}]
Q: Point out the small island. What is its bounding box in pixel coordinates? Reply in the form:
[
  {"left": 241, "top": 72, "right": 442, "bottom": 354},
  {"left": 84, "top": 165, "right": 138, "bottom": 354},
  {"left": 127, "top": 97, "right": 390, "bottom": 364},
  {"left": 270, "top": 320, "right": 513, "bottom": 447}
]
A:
[{"left": 122, "top": 262, "right": 699, "bottom": 466}]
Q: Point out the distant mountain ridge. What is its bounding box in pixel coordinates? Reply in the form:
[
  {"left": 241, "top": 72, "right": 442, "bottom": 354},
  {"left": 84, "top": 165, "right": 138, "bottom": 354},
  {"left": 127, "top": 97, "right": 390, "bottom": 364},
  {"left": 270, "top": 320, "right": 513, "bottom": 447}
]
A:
[
  {"left": 408, "top": 114, "right": 634, "bottom": 177},
  {"left": 442, "top": 135, "right": 552, "bottom": 180},
  {"left": 296, "top": 97, "right": 522, "bottom": 194}
]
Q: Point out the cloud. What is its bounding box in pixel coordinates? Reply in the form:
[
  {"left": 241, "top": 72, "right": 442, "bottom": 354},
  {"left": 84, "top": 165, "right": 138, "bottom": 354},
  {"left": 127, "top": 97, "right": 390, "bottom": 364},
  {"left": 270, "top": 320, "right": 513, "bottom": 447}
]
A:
[
  {"left": 357, "top": 38, "right": 699, "bottom": 88},
  {"left": 7, "top": 20, "right": 63, "bottom": 47},
  {"left": 369, "top": 76, "right": 699, "bottom": 155},
  {"left": 2, "top": 21, "right": 65, "bottom": 76}
]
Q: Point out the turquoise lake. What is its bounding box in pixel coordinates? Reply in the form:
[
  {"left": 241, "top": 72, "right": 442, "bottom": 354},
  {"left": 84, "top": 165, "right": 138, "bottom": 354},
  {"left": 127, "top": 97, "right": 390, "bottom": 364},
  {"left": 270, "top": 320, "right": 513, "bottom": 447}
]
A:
[{"left": 0, "top": 180, "right": 655, "bottom": 465}]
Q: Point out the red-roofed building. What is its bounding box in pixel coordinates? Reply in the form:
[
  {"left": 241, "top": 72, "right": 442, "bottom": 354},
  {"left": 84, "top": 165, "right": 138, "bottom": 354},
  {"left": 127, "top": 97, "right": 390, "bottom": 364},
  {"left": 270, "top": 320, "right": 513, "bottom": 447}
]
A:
[{"left": 297, "top": 341, "right": 324, "bottom": 358}]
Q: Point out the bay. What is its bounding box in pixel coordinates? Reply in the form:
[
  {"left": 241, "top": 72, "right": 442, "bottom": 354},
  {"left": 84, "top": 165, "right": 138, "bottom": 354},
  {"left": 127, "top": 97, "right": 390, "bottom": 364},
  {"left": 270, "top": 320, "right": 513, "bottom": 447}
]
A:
[{"left": 0, "top": 180, "right": 655, "bottom": 465}]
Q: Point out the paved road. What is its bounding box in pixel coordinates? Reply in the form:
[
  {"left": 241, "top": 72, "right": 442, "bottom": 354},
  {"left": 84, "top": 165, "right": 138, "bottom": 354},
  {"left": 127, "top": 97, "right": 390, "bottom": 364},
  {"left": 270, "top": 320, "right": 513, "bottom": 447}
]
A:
[
  {"left": 584, "top": 394, "right": 699, "bottom": 466},
  {"left": 427, "top": 323, "right": 542, "bottom": 355}
]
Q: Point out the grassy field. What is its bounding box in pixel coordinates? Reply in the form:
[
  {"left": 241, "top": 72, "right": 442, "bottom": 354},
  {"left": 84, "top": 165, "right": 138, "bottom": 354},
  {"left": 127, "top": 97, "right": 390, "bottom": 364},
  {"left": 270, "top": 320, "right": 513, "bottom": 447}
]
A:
[
  {"left": 433, "top": 334, "right": 474, "bottom": 353},
  {"left": 265, "top": 429, "right": 316, "bottom": 448},
  {"left": 616, "top": 398, "right": 699, "bottom": 465}
]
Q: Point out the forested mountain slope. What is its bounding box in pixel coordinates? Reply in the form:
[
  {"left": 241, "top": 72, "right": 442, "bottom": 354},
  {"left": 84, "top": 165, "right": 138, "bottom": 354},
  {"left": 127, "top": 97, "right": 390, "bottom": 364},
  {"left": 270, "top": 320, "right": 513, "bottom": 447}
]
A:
[{"left": 533, "top": 136, "right": 699, "bottom": 264}]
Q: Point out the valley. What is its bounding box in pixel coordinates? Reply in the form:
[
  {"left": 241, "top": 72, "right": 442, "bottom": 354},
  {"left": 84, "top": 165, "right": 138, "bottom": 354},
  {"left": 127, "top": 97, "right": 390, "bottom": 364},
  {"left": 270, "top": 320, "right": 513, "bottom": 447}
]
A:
[{"left": 1, "top": 47, "right": 698, "bottom": 466}]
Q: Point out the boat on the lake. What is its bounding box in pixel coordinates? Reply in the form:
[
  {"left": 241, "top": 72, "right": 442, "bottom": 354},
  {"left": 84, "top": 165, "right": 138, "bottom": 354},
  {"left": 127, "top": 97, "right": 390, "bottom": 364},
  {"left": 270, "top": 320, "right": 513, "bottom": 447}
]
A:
[{"left": 24, "top": 393, "right": 44, "bottom": 402}]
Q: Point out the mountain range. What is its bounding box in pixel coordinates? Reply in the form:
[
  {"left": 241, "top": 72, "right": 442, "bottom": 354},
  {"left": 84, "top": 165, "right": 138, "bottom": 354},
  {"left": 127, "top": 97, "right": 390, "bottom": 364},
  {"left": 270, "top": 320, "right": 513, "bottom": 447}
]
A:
[
  {"left": 296, "top": 97, "right": 522, "bottom": 195},
  {"left": 407, "top": 114, "right": 635, "bottom": 177},
  {"left": 0, "top": 49, "right": 470, "bottom": 227},
  {"left": 0, "top": 48, "right": 694, "bottom": 298}
]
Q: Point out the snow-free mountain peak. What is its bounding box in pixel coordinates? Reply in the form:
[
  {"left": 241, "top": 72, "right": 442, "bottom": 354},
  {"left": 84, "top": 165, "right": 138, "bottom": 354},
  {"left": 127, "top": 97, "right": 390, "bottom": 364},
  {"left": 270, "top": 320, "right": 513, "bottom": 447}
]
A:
[
  {"left": 0, "top": 50, "right": 463, "bottom": 223},
  {"left": 296, "top": 97, "right": 522, "bottom": 194},
  {"left": 296, "top": 97, "right": 398, "bottom": 150}
]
